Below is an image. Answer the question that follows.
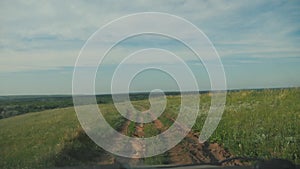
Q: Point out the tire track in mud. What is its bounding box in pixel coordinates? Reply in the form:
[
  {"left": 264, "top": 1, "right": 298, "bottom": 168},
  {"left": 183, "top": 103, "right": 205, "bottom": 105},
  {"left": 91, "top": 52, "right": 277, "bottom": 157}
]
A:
[
  {"left": 165, "top": 115, "right": 241, "bottom": 166},
  {"left": 102, "top": 109, "right": 163, "bottom": 166},
  {"left": 161, "top": 113, "right": 194, "bottom": 164},
  {"left": 115, "top": 109, "right": 147, "bottom": 166},
  {"left": 129, "top": 110, "right": 146, "bottom": 165},
  {"left": 99, "top": 110, "right": 137, "bottom": 165},
  {"left": 147, "top": 111, "right": 177, "bottom": 164},
  {"left": 96, "top": 112, "right": 130, "bottom": 165},
  {"left": 98, "top": 109, "right": 241, "bottom": 166}
]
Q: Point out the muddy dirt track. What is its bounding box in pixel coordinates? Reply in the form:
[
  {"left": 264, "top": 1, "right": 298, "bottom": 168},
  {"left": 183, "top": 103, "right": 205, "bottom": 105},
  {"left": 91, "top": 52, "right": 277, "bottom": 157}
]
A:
[{"left": 97, "top": 110, "right": 241, "bottom": 166}]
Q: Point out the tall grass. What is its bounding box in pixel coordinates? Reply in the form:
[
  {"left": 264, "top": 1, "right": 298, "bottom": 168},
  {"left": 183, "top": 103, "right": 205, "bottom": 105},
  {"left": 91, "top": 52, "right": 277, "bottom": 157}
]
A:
[
  {"left": 193, "top": 88, "right": 300, "bottom": 164},
  {"left": 0, "top": 88, "right": 299, "bottom": 169},
  {"left": 0, "top": 107, "right": 79, "bottom": 169}
]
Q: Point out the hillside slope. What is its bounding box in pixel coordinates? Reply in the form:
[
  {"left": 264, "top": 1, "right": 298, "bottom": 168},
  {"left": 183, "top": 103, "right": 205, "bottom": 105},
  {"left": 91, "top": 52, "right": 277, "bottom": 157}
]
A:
[
  {"left": 0, "top": 107, "right": 79, "bottom": 169},
  {"left": 1, "top": 88, "right": 299, "bottom": 169}
]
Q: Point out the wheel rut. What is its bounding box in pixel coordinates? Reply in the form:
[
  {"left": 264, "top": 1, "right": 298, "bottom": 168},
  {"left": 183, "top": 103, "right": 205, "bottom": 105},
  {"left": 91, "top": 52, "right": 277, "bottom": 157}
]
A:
[
  {"left": 96, "top": 109, "right": 241, "bottom": 166},
  {"left": 165, "top": 115, "right": 241, "bottom": 166}
]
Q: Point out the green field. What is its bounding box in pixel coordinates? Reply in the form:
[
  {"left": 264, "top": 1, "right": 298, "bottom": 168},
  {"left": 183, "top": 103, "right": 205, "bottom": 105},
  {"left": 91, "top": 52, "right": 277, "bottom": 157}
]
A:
[{"left": 0, "top": 88, "right": 299, "bottom": 169}]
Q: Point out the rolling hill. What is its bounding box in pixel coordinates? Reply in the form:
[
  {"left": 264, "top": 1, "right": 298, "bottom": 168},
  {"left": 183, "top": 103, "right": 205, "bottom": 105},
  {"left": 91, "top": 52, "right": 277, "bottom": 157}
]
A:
[{"left": 0, "top": 88, "right": 299, "bottom": 169}]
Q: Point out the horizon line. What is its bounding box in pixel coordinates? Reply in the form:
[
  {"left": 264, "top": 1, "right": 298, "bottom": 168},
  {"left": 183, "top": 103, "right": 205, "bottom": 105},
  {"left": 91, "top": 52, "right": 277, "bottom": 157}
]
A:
[{"left": 0, "top": 86, "right": 298, "bottom": 97}]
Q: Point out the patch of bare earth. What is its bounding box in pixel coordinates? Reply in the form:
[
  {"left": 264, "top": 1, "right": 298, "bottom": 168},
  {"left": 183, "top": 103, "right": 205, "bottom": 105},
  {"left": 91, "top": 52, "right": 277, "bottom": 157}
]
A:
[
  {"left": 96, "top": 111, "right": 133, "bottom": 165},
  {"left": 95, "top": 110, "right": 241, "bottom": 166},
  {"left": 166, "top": 116, "right": 242, "bottom": 166},
  {"left": 115, "top": 111, "right": 146, "bottom": 166},
  {"left": 129, "top": 114, "right": 146, "bottom": 165}
]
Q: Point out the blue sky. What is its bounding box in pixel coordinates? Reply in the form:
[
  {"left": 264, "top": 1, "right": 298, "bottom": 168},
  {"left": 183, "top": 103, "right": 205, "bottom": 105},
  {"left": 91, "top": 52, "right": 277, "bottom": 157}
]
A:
[{"left": 0, "top": 0, "right": 300, "bottom": 95}]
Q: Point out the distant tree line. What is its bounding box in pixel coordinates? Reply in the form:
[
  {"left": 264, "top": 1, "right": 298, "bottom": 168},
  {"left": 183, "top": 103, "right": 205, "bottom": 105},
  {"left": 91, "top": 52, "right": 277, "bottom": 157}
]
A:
[
  {"left": 0, "top": 92, "right": 183, "bottom": 119},
  {"left": 0, "top": 96, "right": 74, "bottom": 119}
]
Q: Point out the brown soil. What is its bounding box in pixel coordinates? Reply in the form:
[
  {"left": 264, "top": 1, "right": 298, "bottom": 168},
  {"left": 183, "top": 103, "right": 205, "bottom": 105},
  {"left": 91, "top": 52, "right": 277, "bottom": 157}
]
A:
[
  {"left": 97, "top": 111, "right": 135, "bottom": 165},
  {"left": 150, "top": 112, "right": 164, "bottom": 130},
  {"left": 165, "top": 116, "right": 242, "bottom": 166},
  {"left": 168, "top": 132, "right": 241, "bottom": 166},
  {"left": 121, "top": 120, "right": 132, "bottom": 135},
  {"left": 125, "top": 112, "right": 146, "bottom": 165},
  {"left": 98, "top": 111, "right": 148, "bottom": 166},
  {"left": 96, "top": 110, "right": 242, "bottom": 166}
]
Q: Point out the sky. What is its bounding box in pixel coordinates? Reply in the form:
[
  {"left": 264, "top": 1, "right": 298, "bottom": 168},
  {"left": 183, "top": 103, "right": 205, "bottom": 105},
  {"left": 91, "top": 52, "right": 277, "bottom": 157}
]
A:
[{"left": 0, "top": 0, "right": 300, "bottom": 95}]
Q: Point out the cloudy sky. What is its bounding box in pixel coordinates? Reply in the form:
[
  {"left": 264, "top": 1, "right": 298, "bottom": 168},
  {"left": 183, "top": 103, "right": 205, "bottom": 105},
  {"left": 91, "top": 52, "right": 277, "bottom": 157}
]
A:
[{"left": 0, "top": 0, "right": 300, "bottom": 95}]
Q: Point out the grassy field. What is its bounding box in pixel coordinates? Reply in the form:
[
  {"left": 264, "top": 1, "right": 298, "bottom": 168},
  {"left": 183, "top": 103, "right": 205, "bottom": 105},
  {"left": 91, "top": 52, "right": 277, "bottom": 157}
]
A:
[
  {"left": 0, "top": 88, "right": 299, "bottom": 169},
  {"left": 0, "top": 108, "right": 79, "bottom": 169},
  {"left": 210, "top": 88, "right": 300, "bottom": 162}
]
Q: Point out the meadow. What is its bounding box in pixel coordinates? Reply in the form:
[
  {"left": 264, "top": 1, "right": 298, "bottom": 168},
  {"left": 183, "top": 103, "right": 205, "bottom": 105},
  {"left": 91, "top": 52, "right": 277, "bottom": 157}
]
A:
[{"left": 0, "top": 88, "right": 299, "bottom": 169}]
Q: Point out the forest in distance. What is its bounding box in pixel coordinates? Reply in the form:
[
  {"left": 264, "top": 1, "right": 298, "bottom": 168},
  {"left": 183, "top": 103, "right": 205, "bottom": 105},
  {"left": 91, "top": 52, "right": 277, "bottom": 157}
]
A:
[
  {"left": 0, "top": 87, "right": 299, "bottom": 169},
  {"left": 0, "top": 91, "right": 182, "bottom": 119},
  {"left": 0, "top": 88, "right": 294, "bottom": 119}
]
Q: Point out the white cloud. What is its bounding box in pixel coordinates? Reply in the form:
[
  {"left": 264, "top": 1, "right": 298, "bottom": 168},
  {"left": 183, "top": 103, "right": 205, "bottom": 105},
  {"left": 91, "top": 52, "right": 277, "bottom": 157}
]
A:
[
  {"left": 0, "top": 50, "right": 77, "bottom": 72},
  {"left": 0, "top": 0, "right": 299, "bottom": 73}
]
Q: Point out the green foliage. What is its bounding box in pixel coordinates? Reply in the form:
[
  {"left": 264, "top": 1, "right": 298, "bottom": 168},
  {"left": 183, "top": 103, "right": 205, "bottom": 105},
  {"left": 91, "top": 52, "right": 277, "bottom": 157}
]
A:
[
  {"left": 0, "top": 107, "right": 79, "bottom": 169},
  {"left": 0, "top": 96, "right": 74, "bottom": 119},
  {"left": 0, "top": 88, "right": 299, "bottom": 169},
  {"left": 127, "top": 121, "right": 136, "bottom": 136},
  {"left": 0, "top": 93, "right": 155, "bottom": 119},
  {"left": 193, "top": 88, "right": 300, "bottom": 164},
  {"left": 53, "top": 128, "right": 110, "bottom": 167}
]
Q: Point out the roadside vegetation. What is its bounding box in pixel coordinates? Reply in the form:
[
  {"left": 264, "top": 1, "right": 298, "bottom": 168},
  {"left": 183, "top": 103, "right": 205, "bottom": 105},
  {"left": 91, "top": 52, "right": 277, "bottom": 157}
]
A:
[
  {"left": 0, "top": 88, "right": 299, "bottom": 169},
  {"left": 0, "top": 93, "right": 156, "bottom": 119}
]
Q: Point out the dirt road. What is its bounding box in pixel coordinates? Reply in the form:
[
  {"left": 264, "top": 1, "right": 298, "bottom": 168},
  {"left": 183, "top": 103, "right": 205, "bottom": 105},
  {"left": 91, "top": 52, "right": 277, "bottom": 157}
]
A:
[{"left": 99, "top": 110, "right": 241, "bottom": 166}]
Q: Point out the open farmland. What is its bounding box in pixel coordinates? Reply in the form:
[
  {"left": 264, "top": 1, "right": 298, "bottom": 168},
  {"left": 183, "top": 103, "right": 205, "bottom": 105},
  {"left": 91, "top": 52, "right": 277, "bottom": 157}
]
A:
[{"left": 0, "top": 88, "right": 299, "bottom": 169}]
